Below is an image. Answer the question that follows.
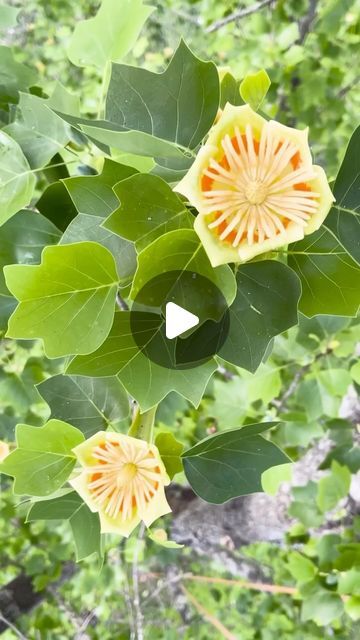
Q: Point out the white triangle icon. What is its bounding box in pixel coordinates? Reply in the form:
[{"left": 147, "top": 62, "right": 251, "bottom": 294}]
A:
[{"left": 165, "top": 302, "right": 199, "bottom": 340}]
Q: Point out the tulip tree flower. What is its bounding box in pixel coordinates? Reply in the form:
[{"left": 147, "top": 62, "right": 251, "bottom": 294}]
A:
[
  {"left": 0, "top": 441, "right": 9, "bottom": 462},
  {"left": 175, "top": 104, "right": 334, "bottom": 266},
  {"left": 70, "top": 432, "right": 171, "bottom": 536}
]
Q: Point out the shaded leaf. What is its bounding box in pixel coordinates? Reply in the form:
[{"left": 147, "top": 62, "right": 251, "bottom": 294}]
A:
[
  {"left": 27, "top": 492, "right": 102, "bottom": 561},
  {"left": 38, "top": 374, "right": 130, "bottom": 437},
  {"left": 219, "top": 261, "right": 301, "bottom": 372},
  {"left": 67, "top": 311, "right": 217, "bottom": 411},
  {"left": 325, "top": 125, "right": 360, "bottom": 265},
  {"left": 182, "top": 422, "right": 289, "bottom": 503}
]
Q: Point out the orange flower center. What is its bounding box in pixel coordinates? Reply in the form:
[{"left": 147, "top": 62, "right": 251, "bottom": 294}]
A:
[
  {"left": 200, "top": 123, "right": 319, "bottom": 248},
  {"left": 244, "top": 180, "right": 268, "bottom": 205}
]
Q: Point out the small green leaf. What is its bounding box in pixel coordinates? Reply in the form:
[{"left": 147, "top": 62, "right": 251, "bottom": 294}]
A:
[
  {"left": 182, "top": 422, "right": 289, "bottom": 503},
  {"left": 27, "top": 492, "right": 102, "bottom": 561},
  {"left": 287, "top": 552, "right": 317, "bottom": 585},
  {"left": 0, "top": 420, "right": 84, "bottom": 496},
  {"left": 301, "top": 590, "right": 344, "bottom": 626},
  {"left": 155, "top": 431, "right": 184, "bottom": 480},
  {"left": 289, "top": 228, "right": 360, "bottom": 317},
  {"left": 103, "top": 174, "right": 194, "bottom": 251},
  {"left": 261, "top": 463, "right": 292, "bottom": 496},
  {"left": 5, "top": 242, "right": 119, "bottom": 358},
  {"left": 38, "top": 374, "right": 130, "bottom": 437},
  {"left": 240, "top": 69, "right": 271, "bottom": 111},
  {"left": 0, "top": 130, "right": 36, "bottom": 226},
  {"left": 317, "top": 460, "right": 351, "bottom": 512},
  {"left": 148, "top": 528, "right": 183, "bottom": 549},
  {"left": 220, "top": 72, "right": 243, "bottom": 108},
  {"left": 351, "top": 361, "right": 360, "bottom": 385},
  {"left": 67, "top": 0, "right": 155, "bottom": 69}
]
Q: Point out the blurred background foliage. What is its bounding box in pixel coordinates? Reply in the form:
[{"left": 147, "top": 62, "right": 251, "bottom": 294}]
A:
[{"left": 1, "top": 0, "right": 360, "bottom": 638}]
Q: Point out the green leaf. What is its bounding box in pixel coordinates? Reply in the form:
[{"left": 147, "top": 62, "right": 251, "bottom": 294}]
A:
[
  {"left": 0, "top": 3, "right": 19, "bottom": 30},
  {"left": 148, "top": 528, "right": 183, "bottom": 549},
  {"left": 131, "top": 229, "right": 236, "bottom": 318},
  {"left": 4, "top": 93, "right": 70, "bottom": 169},
  {"left": 0, "top": 46, "right": 37, "bottom": 104},
  {"left": 301, "top": 590, "right": 344, "bottom": 626},
  {"left": 0, "top": 130, "right": 36, "bottom": 226},
  {"left": 261, "top": 463, "right": 292, "bottom": 496},
  {"left": 220, "top": 72, "right": 243, "bottom": 109},
  {"left": 37, "top": 158, "right": 136, "bottom": 232},
  {"left": 351, "top": 361, "right": 360, "bottom": 385},
  {"left": 67, "top": 311, "right": 217, "bottom": 411},
  {"left": 64, "top": 159, "right": 137, "bottom": 218},
  {"left": 0, "top": 419, "right": 84, "bottom": 496},
  {"left": 38, "top": 374, "right": 130, "bottom": 437},
  {"left": 0, "top": 209, "right": 61, "bottom": 296},
  {"left": 317, "top": 460, "right": 351, "bottom": 513},
  {"left": 289, "top": 482, "right": 324, "bottom": 528},
  {"left": 345, "top": 596, "right": 360, "bottom": 621},
  {"left": 5, "top": 242, "right": 119, "bottom": 358},
  {"left": 67, "top": 0, "right": 155, "bottom": 69},
  {"left": 325, "top": 125, "right": 360, "bottom": 265},
  {"left": 61, "top": 215, "right": 137, "bottom": 287},
  {"left": 182, "top": 422, "right": 289, "bottom": 503},
  {"left": 27, "top": 492, "right": 101, "bottom": 561},
  {"left": 287, "top": 552, "right": 317, "bottom": 585},
  {"left": 155, "top": 431, "right": 184, "bottom": 480},
  {"left": 338, "top": 569, "right": 360, "bottom": 596},
  {"left": 103, "top": 174, "right": 194, "bottom": 251},
  {"left": 219, "top": 261, "right": 301, "bottom": 372},
  {"left": 240, "top": 69, "right": 271, "bottom": 111},
  {"left": 289, "top": 228, "right": 360, "bottom": 316},
  {"left": 296, "top": 374, "right": 341, "bottom": 421},
  {"left": 60, "top": 41, "right": 219, "bottom": 162}
]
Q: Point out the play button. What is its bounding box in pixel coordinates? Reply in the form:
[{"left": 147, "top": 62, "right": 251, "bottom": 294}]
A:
[
  {"left": 165, "top": 302, "right": 199, "bottom": 339},
  {"left": 129, "top": 270, "right": 230, "bottom": 370}
]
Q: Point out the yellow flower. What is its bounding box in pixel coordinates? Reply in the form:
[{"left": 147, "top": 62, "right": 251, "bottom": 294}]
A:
[
  {"left": 0, "top": 441, "right": 9, "bottom": 462},
  {"left": 175, "top": 104, "right": 334, "bottom": 266},
  {"left": 70, "top": 432, "right": 171, "bottom": 536}
]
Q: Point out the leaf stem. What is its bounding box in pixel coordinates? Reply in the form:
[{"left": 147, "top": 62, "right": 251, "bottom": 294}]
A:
[{"left": 128, "top": 405, "right": 157, "bottom": 443}]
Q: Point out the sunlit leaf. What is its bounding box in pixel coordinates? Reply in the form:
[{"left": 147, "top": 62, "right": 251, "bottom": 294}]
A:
[{"left": 0, "top": 130, "right": 36, "bottom": 226}]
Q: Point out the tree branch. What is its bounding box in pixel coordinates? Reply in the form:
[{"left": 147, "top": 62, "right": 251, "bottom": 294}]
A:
[
  {"left": 297, "top": 0, "right": 318, "bottom": 44},
  {"left": 206, "top": 0, "right": 275, "bottom": 34}
]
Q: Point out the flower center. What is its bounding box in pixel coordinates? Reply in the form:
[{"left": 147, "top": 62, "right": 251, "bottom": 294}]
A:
[
  {"left": 117, "top": 462, "right": 137, "bottom": 486},
  {"left": 244, "top": 180, "right": 268, "bottom": 205}
]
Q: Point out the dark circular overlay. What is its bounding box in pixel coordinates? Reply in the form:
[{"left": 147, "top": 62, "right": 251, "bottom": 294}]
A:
[{"left": 130, "top": 270, "right": 230, "bottom": 370}]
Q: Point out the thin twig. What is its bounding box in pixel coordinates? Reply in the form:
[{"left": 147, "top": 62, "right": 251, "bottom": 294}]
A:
[
  {"left": 206, "top": 0, "right": 274, "bottom": 33},
  {"left": 297, "top": 0, "right": 318, "bottom": 44},
  {"left": 132, "top": 523, "right": 145, "bottom": 640},
  {"left": 337, "top": 75, "right": 360, "bottom": 99},
  {"left": 116, "top": 293, "right": 129, "bottom": 311},
  {"left": 0, "top": 614, "right": 28, "bottom": 640},
  {"left": 181, "top": 585, "right": 237, "bottom": 640},
  {"left": 273, "top": 347, "right": 333, "bottom": 413}
]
